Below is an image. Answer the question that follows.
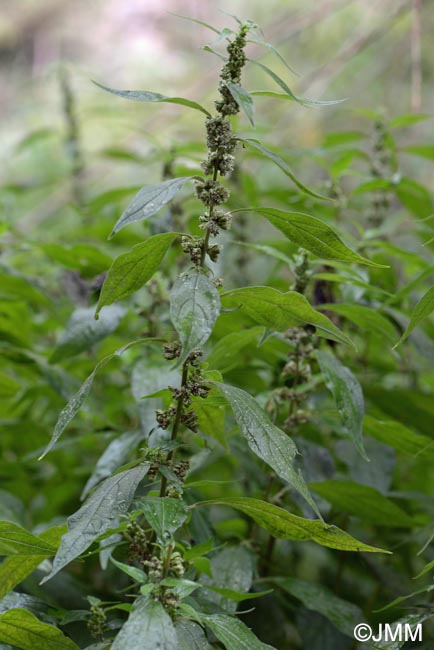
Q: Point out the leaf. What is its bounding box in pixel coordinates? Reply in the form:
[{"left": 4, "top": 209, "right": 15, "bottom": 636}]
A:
[
  {"left": 159, "top": 577, "right": 200, "bottom": 599},
  {"left": 192, "top": 396, "right": 227, "bottom": 448},
  {"left": 271, "top": 577, "right": 365, "bottom": 637},
  {"left": 50, "top": 305, "right": 125, "bottom": 363},
  {"left": 81, "top": 431, "right": 144, "bottom": 499},
  {"left": 250, "top": 90, "right": 345, "bottom": 107},
  {"left": 225, "top": 83, "right": 255, "bottom": 126},
  {"left": 0, "top": 522, "right": 56, "bottom": 556},
  {"left": 413, "top": 559, "right": 434, "bottom": 579},
  {"left": 202, "top": 614, "right": 275, "bottom": 650},
  {"left": 93, "top": 81, "right": 211, "bottom": 116},
  {"left": 363, "top": 416, "right": 433, "bottom": 458},
  {"left": 309, "top": 481, "right": 415, "bottom": 527},
  {"left": 233, "top": 206, "right": 381, "bottom": 266},
  {"left": 110, "top": 556, "right": 147, "bottom": 583},
  {"left": 238, "top": 138, "right": 329, "bottom": 200},
  {"left": 401, "top": 145, "right": 434, "bottom": 161},
  {"left": 247, "top": 38, "right": 298, "bottom": 75},
  {"left": 319, "top": 304, "right": 397, "bottom": 342},
  {"left": 110, "top": 177, "right": 193, "bottom": 237},
  {"left": 0, "top": 608, "right": 79, "bottom": 650},
  {"left": 192, "top": 498, "right": 390, "bottom": 553},
  {"left": 221, "top": 287, "right": 352, "bottom": 346},
  {"left": 40, "top": 464, "right": 150, "bottom": 584},
  {"left": 139, "top": 497, "right": 188, "bottom": 542},
  {"left": 394, "top": 284, "right": 434, "bottom": 347},
  {"left": 170, "top": 271, "right": 221, "bottom": 363},
  {"left": 248, "top": 59, "right": 345, "bottom": 108},
  {"left": 395, "top": 178, "right": 433, "bottom": 218},
  {"left": 96, "top": 233, "right": 178, "bottom": 316},
  {"left": 39, "top": 339, "right": 159, "bottom": 459},
  {"left": 207, "top": 327, "right": 264, "bottom": 371},
  {"left": 316, "top": 350, "right": 367, "bottom": 460},
  {"left": 111, "top": 597, "right": 177, "bottom": 650},
  {"left": 215, "top": 382, "right": 321, "bottom": 517},
  {"left": 0, "top": 526, "right": 65, "bottom": 599},
  {"left": 389, "top": 113, "right": 431, "bottom": 128},
  {"left": 374, "top": 587, "right": 434, "bottom": 613},
  {"left": 200, "top": 546, "right": 253, "bottom": 614},
  {"left": 175, "top": 621, "right": 213, "bottom": 650}
]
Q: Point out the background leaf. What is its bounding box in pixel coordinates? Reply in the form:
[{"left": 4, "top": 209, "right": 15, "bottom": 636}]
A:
[
  {"left": 316, "top": 350, "right": 367, "bottom": 460},
  {"left": 394, "top": 284, "right": 434, "bottom": 347},
  {"left": 309, "top": 480, "right": 416, "bottom": 527},
  {"left": 50, "top": 305, "right": 125, "bottom": 363}
]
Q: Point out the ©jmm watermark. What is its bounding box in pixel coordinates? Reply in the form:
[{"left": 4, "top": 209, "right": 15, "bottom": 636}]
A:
[{"left": 353, "top": 622, "right": 423, "bottom": 643}]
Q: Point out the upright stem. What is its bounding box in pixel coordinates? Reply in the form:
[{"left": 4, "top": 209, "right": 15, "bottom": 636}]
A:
[
  {"left": 159, "top": 361, "right": 189, "bottom": 498},
  {"left": 200, "top": 166, "right": 219, "bottom": 267}
]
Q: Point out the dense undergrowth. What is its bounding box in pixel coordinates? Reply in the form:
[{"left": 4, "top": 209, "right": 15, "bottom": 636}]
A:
[{"left": 0, "top": 15, "right": 434, "bottom": 650}]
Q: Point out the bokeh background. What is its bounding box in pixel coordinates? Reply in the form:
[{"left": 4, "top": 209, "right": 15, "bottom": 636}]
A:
[{"left": 1, "top": 0, "right": 433, "bottom": 203}]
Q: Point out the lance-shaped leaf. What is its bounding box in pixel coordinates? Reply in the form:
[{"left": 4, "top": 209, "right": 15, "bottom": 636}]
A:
[
  {"left": 0, "top": 521, "right": 57, "bottom": 556},
  {"left": 50, "top": 305, "right": 125, "bottom": 363},
  {"left": 110, "top": 177, "right": 193, "bottom": 238},
  {"left": 207, "top": 326, "right": 264, "bottom": 371},
  {"left": 238, "top": 138, "right": 329, "bottom": 200},
  {"left": 225, "top": 82, "right": 255, "bottom": 126},
  {"left": 0, "top": 608, "right": 79, "bottom": 650},
  {"left": 316, "top": 350, "right": 367, "bottom": 460},
  {"left": 394, "top": 284, "right": 434, "bottom": 348},
  {"left": 214, "top": 382, "right": 321, "bottom": 518},
  {"left": 201, "top": 613, "right": 276, "bottom": 650},
  {"left": 175, "top": 621, "right": 213, "bottom": 650},
  {"left": 200, "top": 546, "right": 253, "bottom": 614},
  {"left": 96, "top": 233, "right": 178, "bottom": 316},
  {"left": 111, "top": 597, "right": 177, "bottom": 650},
  {"left": 248, "top": 60, "right": 345, "bottom": 107},
  {"left": 250, "top": 90, "right": 346, "bottom": 107},
  {"left": 39, "top": 339, "right": 159, "bottom": 460},
  {"left": 270, "top": 577, "right": 366, "bottom": 638},
  {"left": 221, "top": 287, "right": 352, "bottom": 346},
  {"left": 93, "top": 81, "right": 211, "bottom": 116},
  {"left": 41, "top": 464, "right": 150, "bottom": 584},
  {"left": 170, "top": 272, "right": 221, "bottom": 363},
  {"left": 81, "top": 431, "right": 144, "bottom": 499},
  {"left": 0, "top": 526, "right": 65, "bottom": 599},
  {"left": 319, "top": 303, "right": 397, "bottom": 341},
  {"left": 232, "top": 206, "right": 382, "bottom": 267},
  {"left": 139, "top": 497, "right": 188, "bottom": 542},
  {"left": 363, "top": 416, "right": 433, "bottom": 457},
  {"left": 309, "top": 480, "right": 416, "bottom": 527},
  {"left": 192, "top": 498, "right": 389, "bottom": 553}
]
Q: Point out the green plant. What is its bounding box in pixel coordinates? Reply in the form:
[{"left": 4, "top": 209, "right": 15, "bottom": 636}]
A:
[{"left": 1, "top": 14, "right": 434, "bottom": 650}]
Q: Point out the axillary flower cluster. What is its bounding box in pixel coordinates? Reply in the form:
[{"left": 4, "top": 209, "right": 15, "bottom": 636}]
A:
[{"left": 181, "top": 23, "right": 249, "bottom": 267}]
